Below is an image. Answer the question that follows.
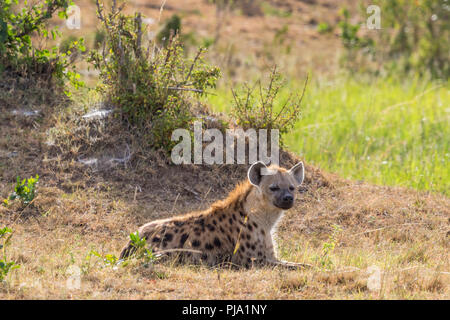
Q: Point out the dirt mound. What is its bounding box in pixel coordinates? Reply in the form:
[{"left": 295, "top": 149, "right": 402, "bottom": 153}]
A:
[{"left": 2, "top": 103, "right": 447, "bottom": 241}]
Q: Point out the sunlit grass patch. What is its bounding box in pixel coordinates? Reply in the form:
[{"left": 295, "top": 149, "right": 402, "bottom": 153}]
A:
[{"left": 206, "top": 76, "right": 449, "bottom": 195}]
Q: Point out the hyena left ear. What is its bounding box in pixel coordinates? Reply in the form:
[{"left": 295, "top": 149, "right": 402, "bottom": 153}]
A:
[
  {"left": 248, "top": 161, "right": 267, "bottom": 187},
  {"left": 288, "top": 162, "right": 305, "bottom": 186}
]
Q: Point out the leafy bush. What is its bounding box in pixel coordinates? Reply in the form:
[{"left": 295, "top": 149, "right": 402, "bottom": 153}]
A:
[
  {"left": 59, "top": 34, "right": 78, "bottom": 54},
  {"left": 126, "top": 231, "right": 156, "bottom": 264},
  {"left": 85, "top": 232, "right": 155, "bottom": 271},
  {"left": 157, "top": 14, "right": 181, "bottom": 47},
  {"left": 314, "top": 225, "right": 341, "bottom": 270},
  {"left": 89, "top": 0, "right": 220, "bottom": 151},
  {"left": 4, "top": 175, "right": 39, "bottom": 206},
  {"left": 230, "top": 66, "right": 307, "bottom": 145},
  {"left": 0, "top": 0, "right": 84, "bottom": 92},
  {"left": 0, "top": 227, "right": 20, "bottom": 282},
  {"left": 338, "top": 1, "right": 449, "bottom": 79},
  {"left": 337, "top": 8, "right": 374, "bottom": 71},
  {"left": 89, "top": 250, "right": 119, "bottom": 267},
  {"left": 93, "top": 28, "right": 106, "bottom": 49},
  {"left": 371, "top": 0, "right": 449, "bottom": 78},
  {"left": 317, "top": 22, "right": 332, "bottom": 34}
]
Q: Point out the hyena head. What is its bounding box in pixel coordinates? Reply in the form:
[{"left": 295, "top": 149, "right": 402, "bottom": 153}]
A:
[{"left": 248, "top": 161, "right": 304, "bottom": 210}]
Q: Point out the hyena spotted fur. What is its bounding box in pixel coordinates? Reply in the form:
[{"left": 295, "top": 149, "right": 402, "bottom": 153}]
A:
[{"left": 120, "top": 161, "right": 310, "bottom": 269}]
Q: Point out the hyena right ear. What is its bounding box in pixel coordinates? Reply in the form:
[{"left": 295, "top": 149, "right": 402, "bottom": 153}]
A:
[
  {"left": 288, "top": 162, "right": 305, "bottom": 186},
  {"left": 248, "top": 161, "right": 267, "bottom": 187}
]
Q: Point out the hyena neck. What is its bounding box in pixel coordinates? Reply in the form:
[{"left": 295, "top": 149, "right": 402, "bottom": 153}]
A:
[
  {"left": 214, "top": 180, "right": 283, "bottom": 231},
  {"left": 243, "top": 186, "right": 284, "bottom": 232}
]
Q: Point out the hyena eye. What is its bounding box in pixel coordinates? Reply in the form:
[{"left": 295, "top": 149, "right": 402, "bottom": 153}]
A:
[
  {"left": 269, "top": 185, "right": 279, "bottom": 191},
  {"left": 289, "top": 185, "right": 295, "bottom": 191}
]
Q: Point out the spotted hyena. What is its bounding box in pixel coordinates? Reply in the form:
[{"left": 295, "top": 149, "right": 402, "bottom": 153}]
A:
[{"left": 120, "top": 161, "right": 309, "bottom": 269}]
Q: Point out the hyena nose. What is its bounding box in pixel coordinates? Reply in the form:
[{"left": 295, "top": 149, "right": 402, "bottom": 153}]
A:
[{"left": 283, "top": 194, "right": 293, "bottom": 203}]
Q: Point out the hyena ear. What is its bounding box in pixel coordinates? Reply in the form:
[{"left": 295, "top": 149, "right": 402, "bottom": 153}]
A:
[
  {"left": 248, "top": 161, "right": 267, "bottom": 187},
  {"left": 288, "top": 162, "right": 305, "bottom": 186}
]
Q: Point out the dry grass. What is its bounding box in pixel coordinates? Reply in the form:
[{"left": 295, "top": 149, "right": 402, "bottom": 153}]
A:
[{"left": 0, "top": 92, "right": 448, "bottom": 299}]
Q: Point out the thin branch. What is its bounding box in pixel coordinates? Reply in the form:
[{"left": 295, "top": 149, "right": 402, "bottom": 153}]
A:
[
  {"left": 184, "top": 48, "right": 204, "bottom": 84},
  {"left": 167, "top": 86, "right": 204, "bottom": 93},
  {"left": 135, "top": 12, "right": 142, "bottom": 58},
  {"left": 274, "top": 73, "right": 309, "bottom": 127}
]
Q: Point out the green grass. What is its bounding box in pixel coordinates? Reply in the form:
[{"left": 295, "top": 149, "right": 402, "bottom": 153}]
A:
[{"left": 205, "top": 76, "right": 449, "bottom": 195}]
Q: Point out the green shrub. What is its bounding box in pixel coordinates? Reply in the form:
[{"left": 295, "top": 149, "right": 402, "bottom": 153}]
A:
[
  {"left": 86, "top": 232, "right": 155, "bottom": 269},
  {"left": 93, "top": 28, "right": 106, "bottom": 49},
  {"left": 338, "top": 1, "right": 449, "bottom": 79},
  {"left": 273, "top": 25, "right": 289, "bottom": 45},
  {"left": 89, "top": 250, "right": 119, "bottom": 267},
  {"left": 230, "top": 66, "right": 307, "bottom": 145},
  {"left": 0, "top": 226, "right": 20, "bottom": 282},
  {"left": 339, "top": 9, "right": 362, "bottom": 48},
  {"left": 0, "top": 0, "right": 84, "bottom": 93},
  {"left": 314, "top": 225, "right": 341, "bottom": 270},
  {"left": 59, "top": 34, "right": 78, "bottom": 54},
  {"left": 127, "top": 231, "right": 156, "bottom": 263},
  {"left": 201, "top": 37, "right": 215, "bottom": 49},
  {"left": 4, "top": 175, "right": 39, "bottom": 206},
  {"left": 88, "top": 0, "right": 220, "bottom": 151},
  {"left": 157, "top": 14, "right": 181, "bottom": 47},
  {"left": 317, "top": 22, "right": 332, "bottom": 34},
  {"left": 337, "top": 8, "right": 374, "bottom": 71},
  {"left": 118, "top": 231, "right": 156, "bottom": 266},
  {"left": 371, "top": 0, "right": 449, "bottom": 79},
  {"left": 156, "top": 15, "right": 199, "bottom": 50}
]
